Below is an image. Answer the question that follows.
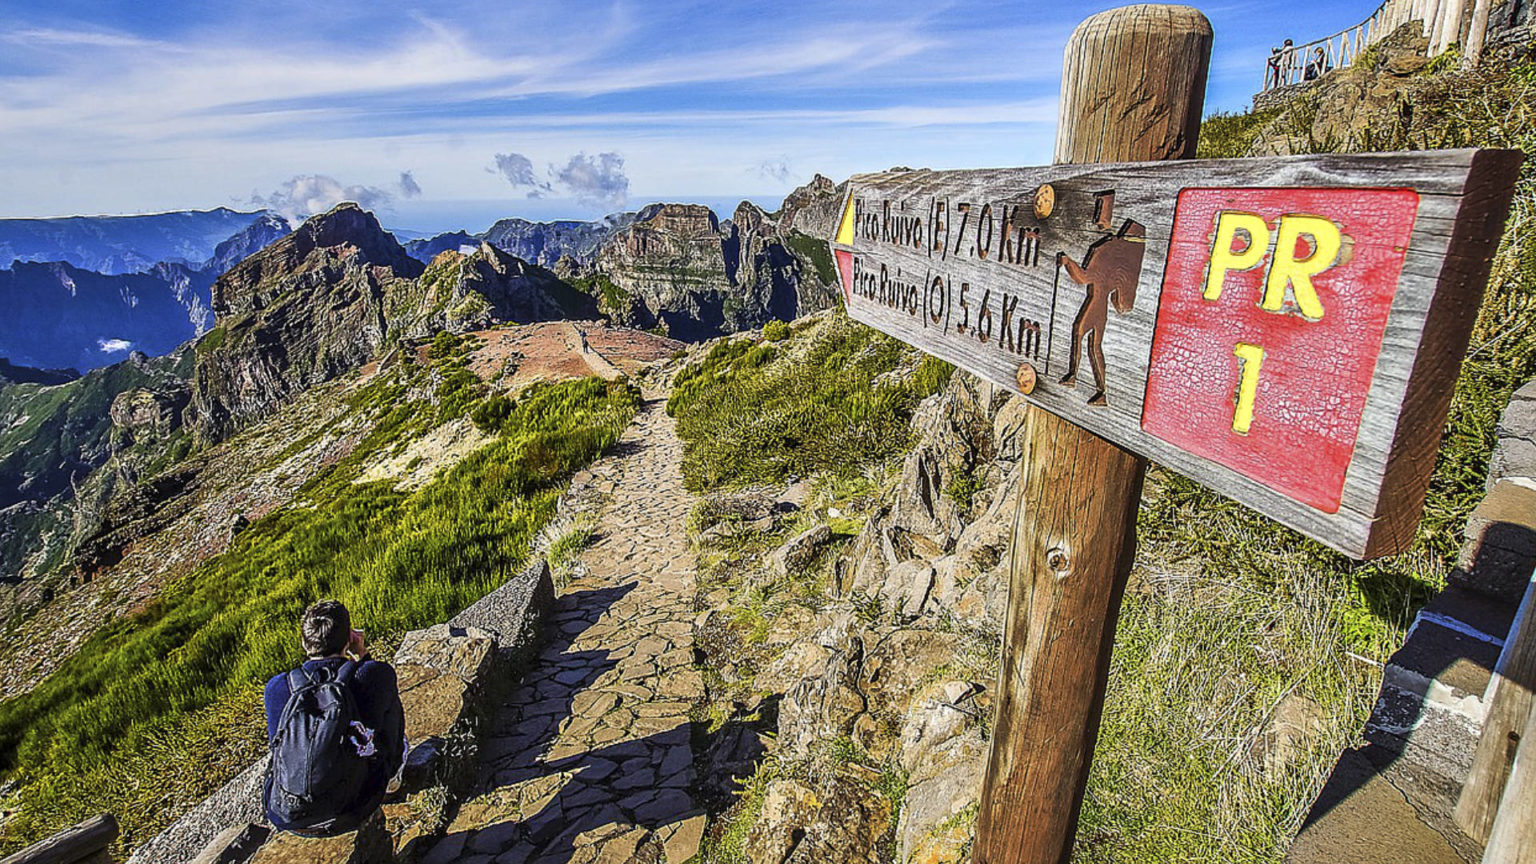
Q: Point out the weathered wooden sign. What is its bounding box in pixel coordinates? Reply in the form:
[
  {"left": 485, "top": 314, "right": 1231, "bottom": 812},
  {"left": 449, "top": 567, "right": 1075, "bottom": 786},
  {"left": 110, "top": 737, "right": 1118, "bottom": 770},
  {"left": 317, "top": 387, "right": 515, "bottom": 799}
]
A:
[{"left": 829, "top": 149, "right": 1520, "bottom": 559}]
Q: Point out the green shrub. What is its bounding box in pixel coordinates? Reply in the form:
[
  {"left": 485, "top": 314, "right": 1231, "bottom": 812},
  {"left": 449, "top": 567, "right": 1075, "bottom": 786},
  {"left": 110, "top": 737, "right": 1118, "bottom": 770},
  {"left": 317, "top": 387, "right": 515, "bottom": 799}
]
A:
[
  {"left": 1197, "top": 109, "right": 1281, "bottom": 159},
  {"left": 762, "top": 319, "right": 791, "bottom": 342},
  {"left": 194, "top": 326, "right": 226, "bottom": 356},
  {"left": 667, "top": 313, "right": 952, "bottom": 490}
]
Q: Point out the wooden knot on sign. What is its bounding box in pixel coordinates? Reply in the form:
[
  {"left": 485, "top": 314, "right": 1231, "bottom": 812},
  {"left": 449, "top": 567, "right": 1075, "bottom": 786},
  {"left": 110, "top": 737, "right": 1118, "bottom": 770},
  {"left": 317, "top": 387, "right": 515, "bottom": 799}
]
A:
[
  {"left": 1016, "top": 362, "right": 1038, "bottom": 395},
  {"left": 1046, "top": 546, "right": 1072, "bottom": 578},
  {"left": 1034, "top": 184, "right": 1055, "bottom": 220}
]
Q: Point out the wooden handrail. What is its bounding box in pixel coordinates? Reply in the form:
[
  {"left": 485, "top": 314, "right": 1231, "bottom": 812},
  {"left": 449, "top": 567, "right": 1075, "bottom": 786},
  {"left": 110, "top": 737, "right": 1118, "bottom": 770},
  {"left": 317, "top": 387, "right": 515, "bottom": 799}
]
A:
[
  {"left": 1262, "top": 0, "right": 1401, "bottom": 91},
  {"left": 1483, "top": 700, "right": 1536, "bottom": 863},
  {"left": 1457, "top": 563, "right": 1536, "bottom": 843}
]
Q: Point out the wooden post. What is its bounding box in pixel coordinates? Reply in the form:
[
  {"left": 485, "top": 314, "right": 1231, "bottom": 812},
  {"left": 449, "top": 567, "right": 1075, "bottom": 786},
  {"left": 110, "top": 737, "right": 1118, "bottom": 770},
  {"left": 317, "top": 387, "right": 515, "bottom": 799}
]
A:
[
  {"left": 972, "top": 7, "right": 1211, "bottom": 864},
  {"left": 1456, "top": 567, "right": 1536, "bottom": 843},
  {"left": 1465, "top": 0, "right": 1493, "bottom": 65},
  {"left": 0, "top": 813, "right": 118, "bottom": 864},
  {"left": 1483, "top": 698, "right": 1536, "bottom": 864}
]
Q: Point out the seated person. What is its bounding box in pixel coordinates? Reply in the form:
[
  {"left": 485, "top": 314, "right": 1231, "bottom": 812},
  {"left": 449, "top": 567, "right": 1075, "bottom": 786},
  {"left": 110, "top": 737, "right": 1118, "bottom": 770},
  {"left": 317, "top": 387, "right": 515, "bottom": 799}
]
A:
[{"left": 263, "top": 599, "right": 405, "bottom": 836}]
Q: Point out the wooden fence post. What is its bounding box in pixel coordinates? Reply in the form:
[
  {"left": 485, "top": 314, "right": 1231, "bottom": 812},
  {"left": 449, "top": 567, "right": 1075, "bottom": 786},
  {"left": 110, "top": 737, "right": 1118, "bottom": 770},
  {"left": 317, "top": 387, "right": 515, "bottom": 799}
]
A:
[
  {"left": 1483, "top": 697, "right": 1536, "bottom": 864},
  {"left": 1456, "top": 567, "right": 1536, "bottom": 843},
  {"left": 0, "top": 813, "right": 118, "bottom": 864},
  {"left": 1465, "top": 0, "right": 1493, "bottom": 65},
  {"left": 972, "top": 7, "right": 1211, "bottom": 864}
]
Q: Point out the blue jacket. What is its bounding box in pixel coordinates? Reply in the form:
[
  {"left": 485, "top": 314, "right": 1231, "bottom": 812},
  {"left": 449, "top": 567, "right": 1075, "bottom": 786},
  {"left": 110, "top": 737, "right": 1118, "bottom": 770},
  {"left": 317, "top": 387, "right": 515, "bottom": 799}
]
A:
[{"left": 263, "top": 657, "right": 405, "bottom": 833}]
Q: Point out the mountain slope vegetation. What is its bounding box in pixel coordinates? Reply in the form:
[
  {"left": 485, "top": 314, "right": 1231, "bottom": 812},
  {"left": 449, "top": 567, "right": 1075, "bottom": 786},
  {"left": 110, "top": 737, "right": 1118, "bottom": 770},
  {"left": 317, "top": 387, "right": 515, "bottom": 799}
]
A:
[{"left": 0, "top": 341, "right": 640, "bottom": 853}]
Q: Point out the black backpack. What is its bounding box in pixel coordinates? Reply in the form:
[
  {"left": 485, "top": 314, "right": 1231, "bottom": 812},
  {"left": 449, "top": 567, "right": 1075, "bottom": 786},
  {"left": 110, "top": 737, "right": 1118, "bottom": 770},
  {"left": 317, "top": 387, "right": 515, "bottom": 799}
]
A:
[{"left": 263, "top": 660, "right": 381, "bottom": 836}]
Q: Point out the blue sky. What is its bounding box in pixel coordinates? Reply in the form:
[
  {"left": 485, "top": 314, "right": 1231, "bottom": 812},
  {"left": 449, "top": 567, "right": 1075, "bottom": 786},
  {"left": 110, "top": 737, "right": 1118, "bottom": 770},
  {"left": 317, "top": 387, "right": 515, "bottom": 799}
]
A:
[{"left": 0, "top": 0, "right": 1380, "bottom": 233}]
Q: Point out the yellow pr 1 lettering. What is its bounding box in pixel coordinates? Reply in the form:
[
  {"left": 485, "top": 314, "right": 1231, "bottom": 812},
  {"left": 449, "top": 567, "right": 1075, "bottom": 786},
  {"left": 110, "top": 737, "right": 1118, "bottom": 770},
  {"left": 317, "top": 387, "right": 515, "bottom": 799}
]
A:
[
  {"left": 1204, "top": 211, "right": 1270, "bottom": 302},
  {"left": 1264, "top": 214, "right": 1339, "bottom": 320},
  {"left": 1232, "top": 342, "right": 1265, "bottom": 435}
]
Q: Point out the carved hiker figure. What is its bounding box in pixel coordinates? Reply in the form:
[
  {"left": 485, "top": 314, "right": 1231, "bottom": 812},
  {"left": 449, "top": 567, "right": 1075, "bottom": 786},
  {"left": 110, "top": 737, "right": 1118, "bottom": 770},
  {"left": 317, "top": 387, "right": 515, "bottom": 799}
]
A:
[{"left": 1056, "top": 216, "right": 1145, "bottom": 406}]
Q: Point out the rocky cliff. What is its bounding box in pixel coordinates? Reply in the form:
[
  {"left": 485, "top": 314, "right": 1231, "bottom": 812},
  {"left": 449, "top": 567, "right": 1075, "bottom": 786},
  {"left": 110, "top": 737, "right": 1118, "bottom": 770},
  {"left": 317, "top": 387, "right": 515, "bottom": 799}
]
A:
[
  {"left": 189, "top": 203, "right": 425, "bottom": 441},
  {"left": 0, "top": 261, "right": 215, "bottom": 371},
  {"left": 683, "top": 366, "right": 1018, "bottom": 864},
  {"left": 0, "top": 348, "right": 193, "bottom": 594},
  {"left": 776, "top": 172, "right": 846, "bottom": 239},
  {"left": 408, "top": 241, "right": 600, "bottom": 336},
  {"left": 0, "top": 212, "right": 288, "bottom": 375},
  {"left": 597, "top": 203, "right": 734, "bottom": 341},
  {"left": 0, "top": 207, "right": 276, "bottom": 274},
  {"left": 481, "top": 214, "right": 636, "bottom": 268},
  {"left": 201, "top": 212, "right": 292, "bottom": 276},
  {"left": 593, "top": 184, "right": 841, "bottom": 342},
  {"left": 403, "top": 230, "right": 476, "bottom": 263},
  {"left": 1246, "top": 24, "right": 1435, "bottom": 156}
]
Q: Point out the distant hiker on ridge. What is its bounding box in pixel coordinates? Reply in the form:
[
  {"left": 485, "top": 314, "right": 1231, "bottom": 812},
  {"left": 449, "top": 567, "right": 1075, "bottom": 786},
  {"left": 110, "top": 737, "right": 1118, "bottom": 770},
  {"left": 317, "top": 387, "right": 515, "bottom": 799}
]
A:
[{"left": 263, "top": 599, "right": 405, "bottom": 837}]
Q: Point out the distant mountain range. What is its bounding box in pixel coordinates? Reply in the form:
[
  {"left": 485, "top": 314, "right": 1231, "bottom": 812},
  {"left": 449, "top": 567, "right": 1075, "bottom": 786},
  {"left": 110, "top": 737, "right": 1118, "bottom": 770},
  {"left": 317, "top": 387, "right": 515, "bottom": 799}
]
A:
[
  {"left": 0, "top": 213, "right": 291, "bottom": 372},
  {"left": 0, "top": 177, "right": 846, "bottom": 374},
  {"left": 0, "top": 208, "right": 278, "bottom": 274}
]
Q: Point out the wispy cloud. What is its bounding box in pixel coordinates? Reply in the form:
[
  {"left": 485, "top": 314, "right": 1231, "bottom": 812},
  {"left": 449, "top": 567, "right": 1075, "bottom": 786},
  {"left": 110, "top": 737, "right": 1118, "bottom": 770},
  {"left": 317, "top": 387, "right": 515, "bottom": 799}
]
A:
[
  {"left": 3, "top": 27, "right": 164, "bottom": 49},
  {"left": 0, "top": 0, "right": 1284, "bottom": 225},
  {"left": 754, "top": 157, "right": 793, "bottom": 184},
  {"left": 490, "top": 152, "right": 554, "bottom": 197}
]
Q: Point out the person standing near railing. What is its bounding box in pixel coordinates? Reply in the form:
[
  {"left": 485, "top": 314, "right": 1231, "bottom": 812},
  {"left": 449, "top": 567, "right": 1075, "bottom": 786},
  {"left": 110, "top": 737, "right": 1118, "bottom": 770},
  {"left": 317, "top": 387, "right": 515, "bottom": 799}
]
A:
[{"left": 1267, "top": 39, "right": 1295, "bottom": 89}]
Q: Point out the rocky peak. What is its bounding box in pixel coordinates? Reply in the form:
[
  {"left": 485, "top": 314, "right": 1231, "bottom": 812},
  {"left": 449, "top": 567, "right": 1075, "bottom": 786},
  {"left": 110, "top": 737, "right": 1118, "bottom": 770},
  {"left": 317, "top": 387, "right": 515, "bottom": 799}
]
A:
[
  {"left": 211, "top": 203, "right": 422, "bottom": 321},
  {"left": 407, "top": 242, "right": 599, "bottom": 337},
  {"left": 730, "top": 200, "right": 774, "bottom": 235},
  {"left": 0, "top": 358, "right": 79, "bottom": 387},
  {"left": 633, "top": 203, "right": 720, "bottom": 237},
  {"left": 201, "top": 212, "right": 291, "bottom": 277},
  {"left": 190, "top": 205, "right": 428, "bottom": 442},
  {"left": 480, "top": 214, "right": 636, "bottom": 268},
  {"left": 777, "top": 173, "right": 847, "bottom": 240}
]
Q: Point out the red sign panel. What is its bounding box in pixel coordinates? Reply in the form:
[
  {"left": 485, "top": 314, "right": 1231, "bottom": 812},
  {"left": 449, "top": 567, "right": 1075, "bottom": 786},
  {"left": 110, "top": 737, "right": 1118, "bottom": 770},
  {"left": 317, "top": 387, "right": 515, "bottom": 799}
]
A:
[{"left": 1142, "top": 187, "right": 1420, "bottom": 513}]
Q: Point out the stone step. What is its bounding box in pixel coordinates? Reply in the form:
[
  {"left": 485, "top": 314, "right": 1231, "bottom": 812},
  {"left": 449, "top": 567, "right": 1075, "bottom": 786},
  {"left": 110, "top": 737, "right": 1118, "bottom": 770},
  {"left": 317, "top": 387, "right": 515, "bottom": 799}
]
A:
[
  {"left": 1287, "top": 748, "right": 1469, "bottom": 864},
  {"left": 1452, "top": 479, "right": 1536, "bottom": 604},
  {"left": 1381, "top": 615, "right": 1502, "bottom": 723},
  {"left": 1365, "top": 675, "right": 1481, "bottom": 784}
]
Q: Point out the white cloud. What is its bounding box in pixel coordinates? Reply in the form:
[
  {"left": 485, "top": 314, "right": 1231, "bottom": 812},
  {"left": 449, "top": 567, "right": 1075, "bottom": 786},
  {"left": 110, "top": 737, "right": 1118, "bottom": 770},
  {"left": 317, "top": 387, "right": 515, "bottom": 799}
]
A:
[
  {"left": 490, "top": 150, "right": 628, "bottom": 209},
  {"left": 754, "top": 157, "right": 793, "bottom": 184},
  {"left": 98, "top": 338, "right": 132, "bottom": 353},
  {"left": 249, "top": 175, "right": 393, "bottom": 223},
  {"left": 555, "top": 152, "right": 628, "bottom": 210}
]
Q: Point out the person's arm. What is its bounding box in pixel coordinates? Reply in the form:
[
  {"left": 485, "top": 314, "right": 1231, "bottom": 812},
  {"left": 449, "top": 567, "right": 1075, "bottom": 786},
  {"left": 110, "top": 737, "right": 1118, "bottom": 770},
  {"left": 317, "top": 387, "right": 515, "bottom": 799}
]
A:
[
  {"left": 359, "top": 661, "right": 406, "bottom": 769},
  {"left": 1057, "top": 252, "right": 1089, "bottom": 286},
  {"left": 263, "top": 675, "right": 286, "bottom": 741}
]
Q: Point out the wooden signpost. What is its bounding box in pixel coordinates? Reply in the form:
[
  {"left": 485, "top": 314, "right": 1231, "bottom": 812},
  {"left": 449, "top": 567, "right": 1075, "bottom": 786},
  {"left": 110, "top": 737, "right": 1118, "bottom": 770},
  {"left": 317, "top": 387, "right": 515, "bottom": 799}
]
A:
[
  {"left": 830, "top": 145, "right": 1520, "bottom": 560},
  {"left": 825, "top": 5, "right": 1521, "bottom": 863}
]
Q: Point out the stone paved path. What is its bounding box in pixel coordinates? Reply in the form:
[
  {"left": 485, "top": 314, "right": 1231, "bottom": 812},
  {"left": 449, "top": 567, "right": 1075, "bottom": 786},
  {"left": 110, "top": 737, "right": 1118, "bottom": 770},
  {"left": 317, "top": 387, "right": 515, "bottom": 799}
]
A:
[{"left": 423, "top": 396, "right": 707, "bottom": 864}]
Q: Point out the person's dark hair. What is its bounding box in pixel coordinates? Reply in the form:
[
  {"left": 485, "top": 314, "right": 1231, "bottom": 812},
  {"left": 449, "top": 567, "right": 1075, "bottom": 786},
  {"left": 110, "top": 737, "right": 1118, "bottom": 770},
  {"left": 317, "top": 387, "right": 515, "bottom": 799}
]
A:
[{"left": 301, "top": 599, "right": 351, "bottom": 658}]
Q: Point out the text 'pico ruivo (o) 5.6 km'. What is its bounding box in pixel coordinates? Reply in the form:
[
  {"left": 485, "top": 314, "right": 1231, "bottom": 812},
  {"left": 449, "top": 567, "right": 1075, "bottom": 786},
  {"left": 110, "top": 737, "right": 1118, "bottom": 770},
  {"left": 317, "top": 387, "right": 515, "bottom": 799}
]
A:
[{"left": 828, "top": 149, "right": 1522, "bottom": 559}]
